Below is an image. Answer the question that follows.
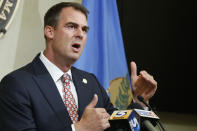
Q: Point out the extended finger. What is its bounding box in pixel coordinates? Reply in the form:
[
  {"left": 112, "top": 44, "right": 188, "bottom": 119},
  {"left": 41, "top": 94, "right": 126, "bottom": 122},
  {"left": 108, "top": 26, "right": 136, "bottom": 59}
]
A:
[
  {"left": 87, "top": 94, "right": 98, "bottom": 108},
  {"left": 130, "top": 61, "right": 137, "bottom": 79}
]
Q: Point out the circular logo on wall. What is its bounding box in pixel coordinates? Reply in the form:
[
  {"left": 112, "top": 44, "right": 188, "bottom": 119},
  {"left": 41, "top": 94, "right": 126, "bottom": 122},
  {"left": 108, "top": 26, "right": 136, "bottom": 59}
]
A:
[{"left": 0, "top": 0, "right": 20, "bottom": 38}]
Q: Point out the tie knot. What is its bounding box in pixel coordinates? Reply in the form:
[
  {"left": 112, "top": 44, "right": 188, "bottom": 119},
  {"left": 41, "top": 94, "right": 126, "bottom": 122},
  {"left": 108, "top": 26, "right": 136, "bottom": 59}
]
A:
[{"left": 62, "top": 73, "right": 70, "bottom": 84}]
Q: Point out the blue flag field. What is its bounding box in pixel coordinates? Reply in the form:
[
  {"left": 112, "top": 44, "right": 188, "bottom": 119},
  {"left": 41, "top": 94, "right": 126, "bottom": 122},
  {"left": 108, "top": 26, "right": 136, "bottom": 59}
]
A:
[{"left": 74, "top": 0, "right": 133, "bottom": 109}]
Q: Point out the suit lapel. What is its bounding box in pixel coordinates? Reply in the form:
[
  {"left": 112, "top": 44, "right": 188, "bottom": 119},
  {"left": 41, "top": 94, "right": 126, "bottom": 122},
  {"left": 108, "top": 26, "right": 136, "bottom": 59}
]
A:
[
  {"left": 31, "top": 55, "right": 94, "bottom": 123},
  {"left": 71, "top": 67, "right": 93, "bottom": 119},
  {"left": 31, "top": 55, "right": 72, "bottom": 126}
]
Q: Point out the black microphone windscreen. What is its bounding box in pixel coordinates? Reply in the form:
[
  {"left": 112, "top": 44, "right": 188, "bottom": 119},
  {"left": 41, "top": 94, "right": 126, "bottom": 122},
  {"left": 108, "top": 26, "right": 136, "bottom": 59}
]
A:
[
  {"left": 137, "top": 95, "right": 144, "bottom": 102},
  {"left": 127, "top": 102, "right": 143, "bottom": 110}
]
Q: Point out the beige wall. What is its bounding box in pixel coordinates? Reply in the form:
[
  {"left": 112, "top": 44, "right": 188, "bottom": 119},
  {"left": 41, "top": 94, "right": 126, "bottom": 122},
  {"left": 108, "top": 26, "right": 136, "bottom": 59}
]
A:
[
  {"left": 0, "top": 0, "right": 196, "bottom": 130},
  {"left": 0, "top": 0, "right": 24, "bottom": 79},
  {"left": 0, "top": 0, "right": 81, "bottom": 79}
]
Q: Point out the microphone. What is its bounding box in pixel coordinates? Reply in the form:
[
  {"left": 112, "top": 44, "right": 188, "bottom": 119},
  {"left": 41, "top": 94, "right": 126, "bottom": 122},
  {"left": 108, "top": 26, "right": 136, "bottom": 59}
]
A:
[
  {"left": 127, "top": 102, "right": 144, "bottom": 110},
  {"left": 134, "top": 108, "right": 159, "bottom": 131},
  {"left": 137, "top": 96, "right": 152, "bottom": 110},
  {"left": 128, "top": 102, "right": 160, "bottom": 131},
  {"left": 137, "top": 96, "right": 166, "bottom": 131},
  {"left": 108, "top": 102, "right": 160, "bottom": 131},
  {"left": 108, "top": 109, "right": 140, "bottom": 131}
]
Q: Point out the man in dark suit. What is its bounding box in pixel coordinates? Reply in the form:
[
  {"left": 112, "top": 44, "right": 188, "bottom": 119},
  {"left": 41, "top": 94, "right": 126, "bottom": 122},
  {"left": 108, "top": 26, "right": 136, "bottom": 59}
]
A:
[{"left": 0, "top": 2, "right": 157, "bottom": 131}]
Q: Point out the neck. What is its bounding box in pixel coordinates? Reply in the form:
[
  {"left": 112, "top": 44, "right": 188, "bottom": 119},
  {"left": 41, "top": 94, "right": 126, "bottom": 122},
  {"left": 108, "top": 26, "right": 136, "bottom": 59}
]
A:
[{"left": 43, "top": 49, "right": 73, "bottom": 73}]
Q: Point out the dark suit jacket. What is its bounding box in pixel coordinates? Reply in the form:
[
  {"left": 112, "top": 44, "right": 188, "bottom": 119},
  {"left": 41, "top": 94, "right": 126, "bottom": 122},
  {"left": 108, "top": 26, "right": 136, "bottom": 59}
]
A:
[{"left": 0, "top": 54, "right": 115, "bottom": 131}]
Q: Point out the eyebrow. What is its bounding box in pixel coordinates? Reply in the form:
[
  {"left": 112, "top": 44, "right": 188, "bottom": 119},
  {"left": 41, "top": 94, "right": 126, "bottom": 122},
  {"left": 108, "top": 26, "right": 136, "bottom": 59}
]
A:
[{"left": 65, "top": 22, "right": 89, "bottom": 30}]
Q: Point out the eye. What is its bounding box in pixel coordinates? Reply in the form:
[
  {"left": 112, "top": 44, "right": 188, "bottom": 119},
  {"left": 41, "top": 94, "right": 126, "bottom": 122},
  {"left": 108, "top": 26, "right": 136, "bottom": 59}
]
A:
[
  {"left": 65, "top": 24, "right": 77, "bottom": 30},
  {"left": 82, "top": 27, "right": 89, "bottom": 34}
]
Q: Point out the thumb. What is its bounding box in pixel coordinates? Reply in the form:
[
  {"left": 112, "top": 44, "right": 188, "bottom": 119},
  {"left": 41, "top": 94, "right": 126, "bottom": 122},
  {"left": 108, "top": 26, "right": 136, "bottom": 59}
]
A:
[
  {"left": 130, "top": 61, "right": 137, "bottom": 79},
  {"left": 87, "top": 94, "right": 98, "bottom": 108}
]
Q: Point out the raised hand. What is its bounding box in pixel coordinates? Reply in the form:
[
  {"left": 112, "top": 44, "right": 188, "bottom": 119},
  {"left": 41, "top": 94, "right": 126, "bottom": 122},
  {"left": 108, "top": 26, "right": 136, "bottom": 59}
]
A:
[
  {"left": 74, "top": 94, "right": 110, "bottom": 131},
  {"left": 130, "top": 61, "right": 157, "bottom": 104}
]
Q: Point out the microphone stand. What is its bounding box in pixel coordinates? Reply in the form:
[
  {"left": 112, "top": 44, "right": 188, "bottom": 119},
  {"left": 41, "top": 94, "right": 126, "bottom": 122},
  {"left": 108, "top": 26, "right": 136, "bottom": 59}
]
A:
[
  {"left": 137, "top": 96, "right": 166, "bottom": 131},
  {"left": 143, "top": 120, "right": 157, "bottom": 131}
]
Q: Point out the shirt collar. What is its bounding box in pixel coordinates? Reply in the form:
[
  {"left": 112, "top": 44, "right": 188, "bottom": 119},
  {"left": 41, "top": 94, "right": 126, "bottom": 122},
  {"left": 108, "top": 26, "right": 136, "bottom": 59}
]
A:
[{"left": 39, "top": 51, "right": 72, "bottom": 82}]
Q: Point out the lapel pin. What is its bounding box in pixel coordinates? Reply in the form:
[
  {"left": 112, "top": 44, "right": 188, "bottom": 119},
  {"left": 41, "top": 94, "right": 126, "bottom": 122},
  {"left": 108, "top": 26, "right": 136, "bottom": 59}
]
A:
[{"left": 82, "top": 78, "right": 87, "bottom": 84}]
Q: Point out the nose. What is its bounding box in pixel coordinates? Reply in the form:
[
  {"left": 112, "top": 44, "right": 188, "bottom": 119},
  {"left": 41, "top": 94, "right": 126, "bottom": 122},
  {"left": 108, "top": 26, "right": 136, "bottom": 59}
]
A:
[{"left": 74, "top": 28, "right": 84, "bottom": 40}]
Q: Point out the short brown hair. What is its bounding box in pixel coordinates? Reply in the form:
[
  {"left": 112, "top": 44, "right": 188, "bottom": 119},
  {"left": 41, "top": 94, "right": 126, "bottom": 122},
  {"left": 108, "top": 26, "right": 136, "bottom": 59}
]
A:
[{"left": 44, "top": 2, "right": 89, "bottom": 29}]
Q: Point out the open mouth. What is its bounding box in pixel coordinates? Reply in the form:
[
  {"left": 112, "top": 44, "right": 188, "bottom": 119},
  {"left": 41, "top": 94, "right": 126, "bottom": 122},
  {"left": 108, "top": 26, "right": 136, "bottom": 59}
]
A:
[
  {"left": 72, "top": 43, "right": 80, "bottom": 48},
  {"left": 71, "top": 43, "right": 81, "bottom": 52}
]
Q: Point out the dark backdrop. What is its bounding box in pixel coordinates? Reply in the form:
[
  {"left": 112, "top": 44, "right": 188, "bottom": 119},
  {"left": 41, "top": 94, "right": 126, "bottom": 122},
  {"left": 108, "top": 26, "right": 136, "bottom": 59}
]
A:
[{"left": 117, "top": 0, "right": 197, "bottom": 114}]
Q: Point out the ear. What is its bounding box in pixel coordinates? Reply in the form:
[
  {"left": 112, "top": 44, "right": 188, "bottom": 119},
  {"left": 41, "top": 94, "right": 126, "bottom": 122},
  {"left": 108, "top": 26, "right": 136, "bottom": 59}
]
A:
[{"left": 44, "top": 25, "right": 55, "bottom": 39}]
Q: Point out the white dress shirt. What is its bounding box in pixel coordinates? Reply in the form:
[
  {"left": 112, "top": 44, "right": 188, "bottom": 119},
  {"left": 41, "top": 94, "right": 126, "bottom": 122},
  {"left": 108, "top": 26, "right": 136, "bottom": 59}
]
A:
[{"left": 39, "top": 51, "right": 77, "bottom": 130}]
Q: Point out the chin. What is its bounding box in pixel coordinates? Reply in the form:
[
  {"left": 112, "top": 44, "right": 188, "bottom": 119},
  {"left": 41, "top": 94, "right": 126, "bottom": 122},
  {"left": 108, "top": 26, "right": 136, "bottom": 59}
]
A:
[
  {"left": 68, "top": 52, "right": 82, "bottom": 63},
  {"left": 71, "top": 56, "right": 80, "bottom": 63},
  {"left": 74, "top": 53, "right": 82, "bottom": 59}
]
